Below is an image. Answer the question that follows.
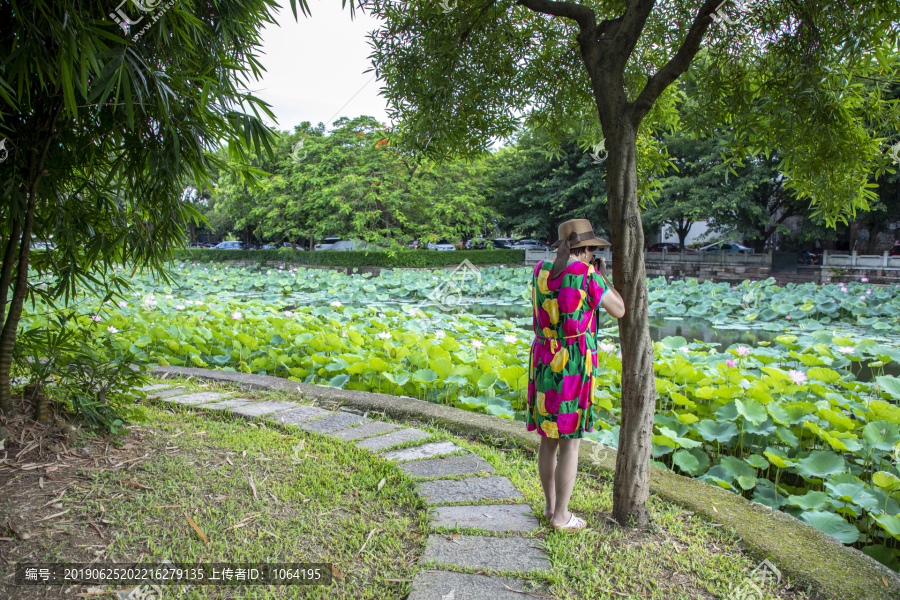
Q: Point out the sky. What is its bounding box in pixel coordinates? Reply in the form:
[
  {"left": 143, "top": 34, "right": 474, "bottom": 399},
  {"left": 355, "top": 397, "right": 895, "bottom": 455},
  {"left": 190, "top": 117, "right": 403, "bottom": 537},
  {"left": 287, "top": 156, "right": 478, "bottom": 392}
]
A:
[{"left": 250, "top": 1, "right": 390, "bottom": 134}]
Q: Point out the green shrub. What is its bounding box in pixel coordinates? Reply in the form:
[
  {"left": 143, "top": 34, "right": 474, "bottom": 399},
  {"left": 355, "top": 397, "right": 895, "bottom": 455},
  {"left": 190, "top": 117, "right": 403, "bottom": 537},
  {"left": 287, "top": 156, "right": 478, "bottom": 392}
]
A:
[{"left": 171, "top": 248, "right": 525, "bottom": 268}]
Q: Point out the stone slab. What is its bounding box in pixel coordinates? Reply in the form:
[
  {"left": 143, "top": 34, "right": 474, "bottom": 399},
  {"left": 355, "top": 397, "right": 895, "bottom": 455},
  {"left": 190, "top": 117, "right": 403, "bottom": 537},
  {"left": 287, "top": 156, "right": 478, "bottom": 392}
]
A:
[
  {"left": 299, "top": 411, "right": 370, "bottom": 433},
  {"left": 420, "top": 535, "right": 550, "bottom": 572},
  {"left": 325, "top": 421, "right": 401, "bottom": 442},
  {"left": 380, "top": 441, "right": 463, "bottom": 462},
  {"left": 265, "top": 405, "right": 330, "bottom": 425},
  {"left": 416, "top": 476, "right": 523, "bottom": 505},
  {"left": 355, "top": 428, "right": 430, "bottom": 451},
  {"left": 138, "top": 383, "right": 174, "bottom": 392},
  {"left": 430, "top": 504, "right": 540, "bottom": 533},
  {"left": 407, "top": 571, "right": 543, "bottom": 600},
  {"left": 149, "top": 387, "right": 188, "bottom": 399},
  {"left": 229, "top": 400, "right": 300, "bottom": 418},
  {"left": 201, "top": 398, "right": 256, "bottom": 411},
  {"left": 399, "top": 454, "right": 496, "bottom": 479},
  {"left": 166, "top": 392, "right": 225, "bottom": 405}
]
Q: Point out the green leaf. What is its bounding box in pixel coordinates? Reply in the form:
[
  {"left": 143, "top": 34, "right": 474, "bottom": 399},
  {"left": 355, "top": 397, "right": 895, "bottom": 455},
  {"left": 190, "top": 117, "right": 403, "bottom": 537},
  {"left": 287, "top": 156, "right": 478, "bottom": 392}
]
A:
[
  {"left": 807, "top": 367, "right": 841, "bottom": 384},
  {"left": 800, "top": 510, "right": 859, "bottom": 544},
  {"left": 412, "top": 368, "right": 438, "bottom": 383},
  {"left": 695, "top": 420, "right": 739, "bottom": 443},
  {"left": 876, "top": 375, "right": 900, "bottom": 400},
  {"left": 327, "top": 374, "right": 350, "bottom": 388},
  {"left": 795, "top": 451, "right": 846, "bottom": 480},
  {"left": 873, "top": 471, "right": 900, "bottom": 493}
]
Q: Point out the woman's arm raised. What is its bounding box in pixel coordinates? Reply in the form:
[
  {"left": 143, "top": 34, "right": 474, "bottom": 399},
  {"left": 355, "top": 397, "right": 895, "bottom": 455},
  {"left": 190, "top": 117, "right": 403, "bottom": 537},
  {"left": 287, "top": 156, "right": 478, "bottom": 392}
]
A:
[{"left": 595, "top": 258, "right": 625, "bottom": 319}]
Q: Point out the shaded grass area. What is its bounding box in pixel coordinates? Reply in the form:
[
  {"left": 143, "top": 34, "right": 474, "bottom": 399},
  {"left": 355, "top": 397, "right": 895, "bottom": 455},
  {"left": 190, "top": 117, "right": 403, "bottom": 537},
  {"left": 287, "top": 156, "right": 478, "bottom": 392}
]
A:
[
  {"left": 3, "top": 375, "right": 831, "bottom": 599},
  {"left": 0, "top": 385, "right": 425, "bottom": 599}
]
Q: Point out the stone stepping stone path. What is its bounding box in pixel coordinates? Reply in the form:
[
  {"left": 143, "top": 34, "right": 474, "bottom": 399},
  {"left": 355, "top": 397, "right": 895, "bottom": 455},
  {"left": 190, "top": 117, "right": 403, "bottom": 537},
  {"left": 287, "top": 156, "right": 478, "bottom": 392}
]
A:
[
  {"left": 430, "top": 504, "right": 539, "bottom": 533},
  {"left": 146, "top": 384, "right": 552, "bottom": 598}
]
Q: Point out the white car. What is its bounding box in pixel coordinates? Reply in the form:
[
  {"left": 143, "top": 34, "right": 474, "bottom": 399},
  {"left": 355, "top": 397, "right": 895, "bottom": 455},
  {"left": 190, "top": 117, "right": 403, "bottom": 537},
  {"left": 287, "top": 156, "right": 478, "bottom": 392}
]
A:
[
  {"left": 510, "top": 239, "right": 550, "bottom": 250},
  {"left": 314, "top": 236, "right": 342, "bottom": 250},
  {"left": 330, "top": 240, "right": 381, "bottom": 251},
  {"left": 427, "top": 240, "right": 457, "bottom": 251},
  {"left": 700, "top": 241, "right": 754, "bottom": 254}
]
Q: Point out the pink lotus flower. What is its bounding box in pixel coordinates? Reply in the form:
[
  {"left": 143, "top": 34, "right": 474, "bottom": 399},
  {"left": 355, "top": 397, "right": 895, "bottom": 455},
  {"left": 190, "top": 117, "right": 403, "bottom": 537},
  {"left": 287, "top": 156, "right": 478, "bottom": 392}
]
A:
[
  {"left": 231, "top": 312, "right": 243, "bottom": 320},
  {"left": 616, "top": 351, "right": 622, "bottom": 359},
  {"left": 175, "top": 305, "right": 185, "bottom": 310},
  {"left": 836, "top": 346, "right": 854, "bottom": 354},
  {"left": 786, "top": 315, "right": 792, "bottom": 320},
  {"left": 726, "top": 359, "right": 736, "bottom": 368},
  {"left": 679, "top": 346, "right": 689, "bottom": 352},
  {"left": 788, "top": 369, "right": 808, "bottom": 385},
  {"left": 90, "top": 315, "right": 102, "bottom": 322},
  {"left": 284, "top": 311, "right": 294, "bottom": 318},
  {"left": 117, "top": 301, "right": 127, "bottom": 307},
  {"left": 503, "top": 335, "right": 517, "bottom": 344},
  {"left": 107, "top": 326, "right": 118, "bottom": 334},
  {"left": 736, "top": 346, "right": 752, "bottom": 357},
  {"left": 471, "top": 339, "right": 484, "bottom": 350},
  {"left": 861, "top": 277, "right": 869, "bottom": 283},
  {"left": 860, "top": 296, "right": 866, "bottom": 301}
]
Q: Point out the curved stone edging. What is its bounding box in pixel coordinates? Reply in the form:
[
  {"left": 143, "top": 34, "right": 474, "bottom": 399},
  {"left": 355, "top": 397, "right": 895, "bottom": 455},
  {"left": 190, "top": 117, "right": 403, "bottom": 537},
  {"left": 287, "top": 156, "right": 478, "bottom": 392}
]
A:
[{"left": 150, "top": 365, "right": 900, "bottom": 600}]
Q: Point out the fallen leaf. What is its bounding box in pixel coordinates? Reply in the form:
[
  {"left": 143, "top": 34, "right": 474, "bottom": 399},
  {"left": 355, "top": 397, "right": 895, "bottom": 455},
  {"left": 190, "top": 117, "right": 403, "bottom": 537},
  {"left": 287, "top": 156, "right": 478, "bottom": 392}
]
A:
[
  {"left": 377, "top": 478, "right": 386, "bottom": 492},
  {"left": 36, "top": 510, "right": 69, "bottom": 522},
  {"left": 123, "top": 480, "right": 152, "bottom": 490},
  {"left": 331, "top": 565, "right": 343, "bottom": 581},
  {"left": 183, "top": 513, "right": 208, "bottom": 544},
  {"left": 248, "top": 475, "right": 257, "bottom": 499}
]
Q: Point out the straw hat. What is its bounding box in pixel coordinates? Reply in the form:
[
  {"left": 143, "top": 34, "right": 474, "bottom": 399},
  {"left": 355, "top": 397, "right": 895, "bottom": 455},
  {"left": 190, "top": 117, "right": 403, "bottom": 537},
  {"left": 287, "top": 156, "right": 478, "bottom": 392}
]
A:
[{"left": 549, "top": 219, "right": 610, "bottom": 279}]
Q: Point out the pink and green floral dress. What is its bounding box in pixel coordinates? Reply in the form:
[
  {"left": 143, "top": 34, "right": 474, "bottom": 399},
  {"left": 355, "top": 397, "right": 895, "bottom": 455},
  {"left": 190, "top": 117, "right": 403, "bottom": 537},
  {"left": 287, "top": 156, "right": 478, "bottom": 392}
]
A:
[{"left": 527, "top": 259, "right": 608, "bottom": 439}]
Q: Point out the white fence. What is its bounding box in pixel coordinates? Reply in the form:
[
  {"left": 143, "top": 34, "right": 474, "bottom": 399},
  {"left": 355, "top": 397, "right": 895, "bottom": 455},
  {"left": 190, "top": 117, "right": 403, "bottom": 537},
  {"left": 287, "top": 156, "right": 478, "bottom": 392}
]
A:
[
  {"left": 821, "top": 250, "right": 900, "bottom": 269},
  {"left": 524, "top": 248, "right": 771, "bottom": 265}
]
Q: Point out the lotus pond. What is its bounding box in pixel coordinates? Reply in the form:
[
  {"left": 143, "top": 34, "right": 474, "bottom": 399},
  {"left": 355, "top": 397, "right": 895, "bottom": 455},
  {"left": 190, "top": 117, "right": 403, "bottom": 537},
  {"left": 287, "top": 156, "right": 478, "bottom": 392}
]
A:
[{"left": 19, "top": 263, "right": 900, "bottom": 571}]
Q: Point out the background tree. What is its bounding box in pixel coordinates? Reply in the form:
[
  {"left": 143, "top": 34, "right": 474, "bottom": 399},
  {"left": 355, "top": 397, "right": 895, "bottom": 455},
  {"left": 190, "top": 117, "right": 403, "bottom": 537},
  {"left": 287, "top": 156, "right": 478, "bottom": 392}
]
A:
[
  {"left": 0, "top": 0, "right": 280, "bottom": 413},
  {"left": 361, "top": 0, "right": 900, "bottom": 526},
  {"left": 485, "top": 126, "right": 611, "bottom": 241},
  {"left": 642, "top": 131, "right": 727, "bottom": 249}
]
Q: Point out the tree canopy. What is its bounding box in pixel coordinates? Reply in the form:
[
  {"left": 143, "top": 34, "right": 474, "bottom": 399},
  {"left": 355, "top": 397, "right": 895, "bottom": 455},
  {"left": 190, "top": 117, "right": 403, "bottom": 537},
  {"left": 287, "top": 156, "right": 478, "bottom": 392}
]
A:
[{"left": 0, "top": 0, "right": 283, "bottom": 412}]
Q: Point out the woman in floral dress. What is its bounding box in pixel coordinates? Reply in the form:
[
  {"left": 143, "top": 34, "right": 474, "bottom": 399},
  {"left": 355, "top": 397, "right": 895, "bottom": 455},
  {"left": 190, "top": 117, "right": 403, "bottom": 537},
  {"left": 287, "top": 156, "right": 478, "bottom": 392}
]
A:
[{"left": 528, "top": 219, "right": 624, "bottom": 531}]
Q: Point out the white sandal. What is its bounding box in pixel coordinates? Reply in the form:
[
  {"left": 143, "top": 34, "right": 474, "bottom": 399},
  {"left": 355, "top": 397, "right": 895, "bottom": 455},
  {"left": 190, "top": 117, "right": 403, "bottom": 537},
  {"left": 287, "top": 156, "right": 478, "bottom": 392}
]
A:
[{"left": 551, "top": 512, "right": 586, "bottom": 532}]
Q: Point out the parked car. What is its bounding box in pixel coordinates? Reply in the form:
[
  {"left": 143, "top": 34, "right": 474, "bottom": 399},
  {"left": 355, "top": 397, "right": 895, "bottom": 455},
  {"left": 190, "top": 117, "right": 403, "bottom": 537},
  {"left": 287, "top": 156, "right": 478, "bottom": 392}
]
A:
[
  {"left": 188, "top": 242, "right": 206, "bottom": 249},
  {"left": 428, "top": 239, "right": 457, "bottom": 251},
  {"left": 258, "top": 244, "right": 278, "bottom": 250},
  {"left": 466, "top": 238, "right": 489, "bottom": 249},
  {"left": 889, "top": 242, "right": 900, "bottom": 256},
  {"left": 214, "top": 241, "right": 245, "bottom": 250},
  {"left": 202, "top": 242, "right": 218, "bottom": 248},
  {"left": 408, "top": 240, "right": 421, "bottom": 250},
  {"left": 491, "top": 237, "right": 518, "bottom": 249},
  {"left": 511, "top": 239, "right": 550, "bottom": 250},
  {"left": 699, "top": 241, "right": 755, "bottom": 254},
  {"left": 314, "top": 236, "right": 343, "bottom": 250},
  {"left": 330, "top": 240, "right": 381, "bottom": 251},
  {"left": 647, "top": 243, "right": 699, "bottom": 253}
]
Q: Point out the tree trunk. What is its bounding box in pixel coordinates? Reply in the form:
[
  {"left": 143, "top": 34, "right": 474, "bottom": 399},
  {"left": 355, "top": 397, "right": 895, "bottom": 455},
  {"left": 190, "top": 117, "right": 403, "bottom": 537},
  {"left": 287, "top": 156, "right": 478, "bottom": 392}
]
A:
[
  {"left": 0, "top": 102, "right": 60, "bottom": 416},
  {"left": 0, "top": 186, "right": 37, "bottom": 416},
  {"left": 606, "top": 120, "right": 656, "bottom": 529}
]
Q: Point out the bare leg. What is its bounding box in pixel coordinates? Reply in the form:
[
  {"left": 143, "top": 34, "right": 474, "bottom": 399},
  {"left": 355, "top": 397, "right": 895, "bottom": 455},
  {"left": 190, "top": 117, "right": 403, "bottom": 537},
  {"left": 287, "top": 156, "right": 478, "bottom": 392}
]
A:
[
  {"left": 549, "top": 438, "right": 581, "bottom": 527},
  {"left": 537, "top": 436, "right": 559, "bottom": 519}
]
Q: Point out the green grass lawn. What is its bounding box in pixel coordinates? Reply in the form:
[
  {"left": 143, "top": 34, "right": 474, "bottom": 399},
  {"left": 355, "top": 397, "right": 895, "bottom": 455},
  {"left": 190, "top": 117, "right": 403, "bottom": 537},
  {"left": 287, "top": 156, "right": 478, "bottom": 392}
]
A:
[{"left": 0, "top": 378, "right": 825, "bottom": 599}]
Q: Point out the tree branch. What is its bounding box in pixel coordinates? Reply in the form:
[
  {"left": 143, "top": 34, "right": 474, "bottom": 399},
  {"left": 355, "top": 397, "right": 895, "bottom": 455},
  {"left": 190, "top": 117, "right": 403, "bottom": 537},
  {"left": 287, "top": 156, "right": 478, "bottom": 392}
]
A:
[
  {"left": 631, "top": 0, "right": 723, "bottom": 126},
  {"left": 517, "top": 0, "right": 603, "bottom": 27}
]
